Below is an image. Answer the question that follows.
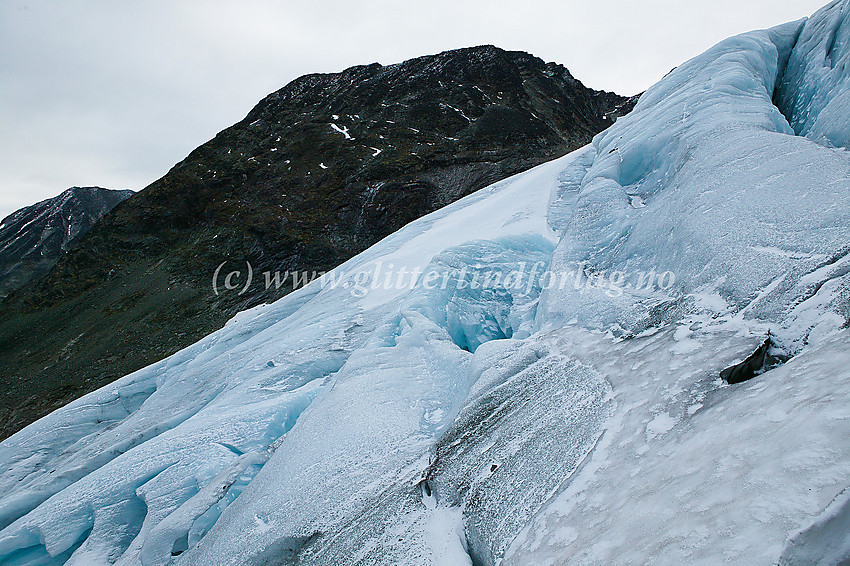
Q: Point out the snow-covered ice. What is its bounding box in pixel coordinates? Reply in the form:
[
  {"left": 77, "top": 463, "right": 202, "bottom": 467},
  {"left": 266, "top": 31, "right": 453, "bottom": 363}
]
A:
[{"left": 1, "top": 1, "right": 850, "bottom": 565}]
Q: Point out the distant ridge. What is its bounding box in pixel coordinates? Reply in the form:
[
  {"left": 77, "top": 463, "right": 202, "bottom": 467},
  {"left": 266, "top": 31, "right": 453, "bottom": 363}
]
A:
[{"left": 0, "top": 187, "right": 133, "bottom": 298}]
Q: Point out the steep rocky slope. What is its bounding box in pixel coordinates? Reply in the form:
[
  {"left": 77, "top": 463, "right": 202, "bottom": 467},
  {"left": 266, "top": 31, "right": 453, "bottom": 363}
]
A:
[
  {"left": 0, "top": 187, "right": 133, "bottom": 298},
  {"left": 0, "top": 45, "right": 634, "bottom": 439},
  {"left": 1, "top": 1, "right": 849, "bottom": 561},
  {"left": 1, "top": 2, "right": 850, "bottom": 563}
]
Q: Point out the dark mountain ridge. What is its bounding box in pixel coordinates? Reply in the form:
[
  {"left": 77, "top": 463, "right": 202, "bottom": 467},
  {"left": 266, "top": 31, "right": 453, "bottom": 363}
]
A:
[
  {"left": 0, "top": 45, "right": 636, "bottom": 439},
  {"left": 0, "top": 187, "right": 133, "bottom": 298}
]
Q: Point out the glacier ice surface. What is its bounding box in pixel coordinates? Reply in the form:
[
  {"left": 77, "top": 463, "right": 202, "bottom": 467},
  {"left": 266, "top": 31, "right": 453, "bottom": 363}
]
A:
[{"left": 2, "top": 1, "right": 850, "bottom": 564}]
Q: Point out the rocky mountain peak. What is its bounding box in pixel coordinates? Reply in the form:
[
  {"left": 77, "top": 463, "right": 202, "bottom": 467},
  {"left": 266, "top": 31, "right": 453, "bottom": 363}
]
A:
[
  {"left": 0, "top": 186, "right": 133, "bottom": 298},
  {"left": 0, "top": 46, "right": 634, "bottom": 439}
]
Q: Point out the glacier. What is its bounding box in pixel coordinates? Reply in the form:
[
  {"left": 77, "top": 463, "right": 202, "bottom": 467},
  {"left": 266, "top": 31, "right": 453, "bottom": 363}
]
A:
[{"left": 2, "top": 1, "right": 850, "bottom": 564}]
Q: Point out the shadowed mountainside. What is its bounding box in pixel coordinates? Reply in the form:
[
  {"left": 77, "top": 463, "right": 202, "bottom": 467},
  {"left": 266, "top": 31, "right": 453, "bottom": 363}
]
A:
[
  {"left": 0, "top": 187, "right": 133, "bottom": 298},
  {"left": 0, "top": 45, "right": 636, "bottom": 439}
]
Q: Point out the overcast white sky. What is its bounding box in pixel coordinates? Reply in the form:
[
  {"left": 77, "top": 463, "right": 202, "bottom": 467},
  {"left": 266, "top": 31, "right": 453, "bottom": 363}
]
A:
[{"left": 0, "top": 0, "right": 830, "bottom": 218}]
